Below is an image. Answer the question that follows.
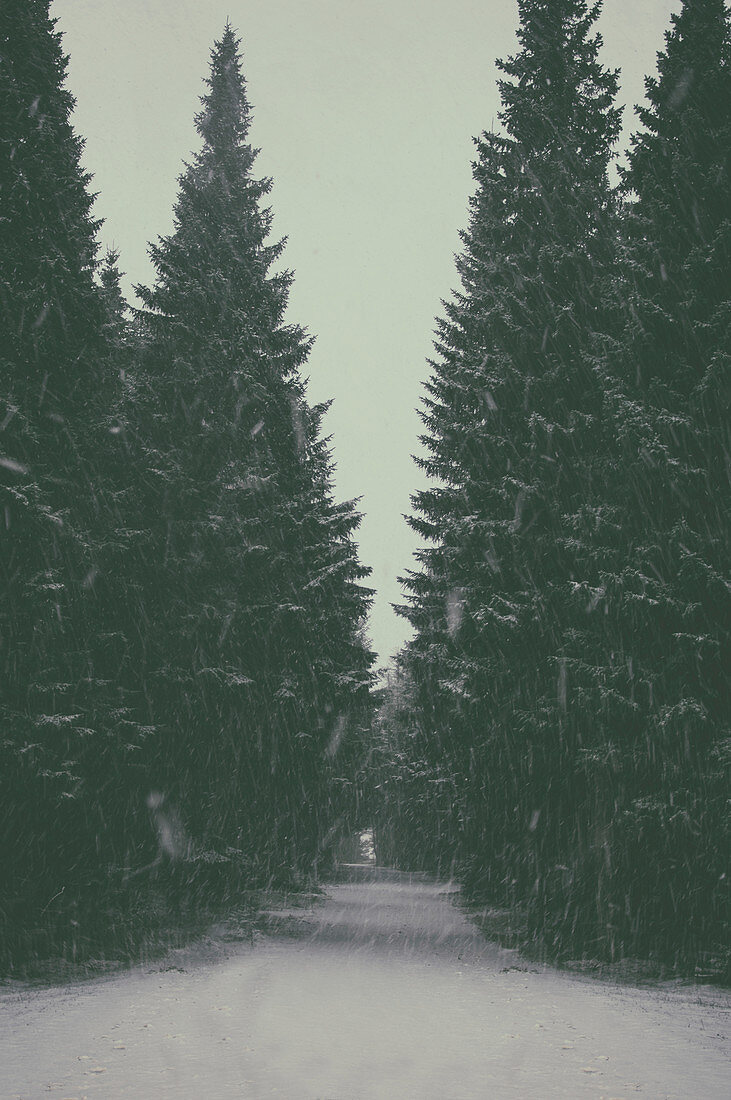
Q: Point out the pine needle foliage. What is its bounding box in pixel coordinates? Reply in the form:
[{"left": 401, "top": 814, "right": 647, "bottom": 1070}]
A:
[
  {"left": 0, "top": 15, "right": 375, "bottom": 968},
  {"left": 132, "top": 25, "right": 374, "bottom": 875},
  {"left": 392, "top": 0, "right": 730, "bottom": 974},
  {"left": 0, "top": 1, "right": 141, "bottom": 935},
  {"left": 399, "top": 0, "right": 621, "bottom": 906},
  {"left": 596, "top": 0, "right": 731, "bottom": 964}
]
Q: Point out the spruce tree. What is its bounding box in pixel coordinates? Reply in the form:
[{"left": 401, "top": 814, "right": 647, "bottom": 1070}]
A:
[
  {"left": 400, "top": 0, "right": 622, "bottom": 933},
  {"left": 0, "top": 1, "right": 139, "bottom": 945},
  {"left": 592, "top": 0, "right": 731, "bottom": 964},
  {"left": 132, "top": 25, "right": 373, "bottom": 878}
]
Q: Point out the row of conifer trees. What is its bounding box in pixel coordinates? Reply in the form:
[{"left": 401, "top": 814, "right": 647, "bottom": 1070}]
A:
[
  {"left": 2, "top": 0, "right": 728, "bottom": 978},
  {"left": 374, "top": 0, "right": 729, "bottom": 975},
  {"left": 1, "top": 3, "right": 374, "bottom": 961}
]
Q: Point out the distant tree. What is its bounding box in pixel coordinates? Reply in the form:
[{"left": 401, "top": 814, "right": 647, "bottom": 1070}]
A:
[
  {"left": 132, "top": 25, "right": 374, "bottom": 878},
  {"left": 368, "top": 659, "right": 458, "bottom": 872},
  {"left": 99, "top": 248, "right": 129, "bottom": 338}
]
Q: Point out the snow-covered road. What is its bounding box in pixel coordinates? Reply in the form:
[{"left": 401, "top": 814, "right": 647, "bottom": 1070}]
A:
[{"left": 2, "top": 869, "right": 728, "bottom": 1098}]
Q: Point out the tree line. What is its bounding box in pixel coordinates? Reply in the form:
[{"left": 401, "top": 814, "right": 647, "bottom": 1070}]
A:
[
  {"left": 1, "top": 3, "right": 374, "bottom": 966},
  {"left": 1, "top": 0, "right": 728, "bottom": 980},
  {"left": 373, "top": 0, "right": 729, "bottom": 977}
]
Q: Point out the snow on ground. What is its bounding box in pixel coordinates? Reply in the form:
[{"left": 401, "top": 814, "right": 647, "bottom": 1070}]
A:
[{"left": 1, "top": 869, "right": 728, "bottom": 1099}]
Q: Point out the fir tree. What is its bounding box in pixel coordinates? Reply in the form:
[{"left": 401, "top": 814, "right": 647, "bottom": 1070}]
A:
[
  {"left": 591, "top": 0, "right": 731, "bottom": 963},
  {"left": 400, "top": 0, "right": 622, "bottom": 933},
  {"left": 395, "top": 0, "right": 729, "bottom": 971},
  {"left": 0, "top": 1, "right": 140, "bottom": 939},
  {"left": 132, "top": 25, "right": 373, "bottom": 876}
]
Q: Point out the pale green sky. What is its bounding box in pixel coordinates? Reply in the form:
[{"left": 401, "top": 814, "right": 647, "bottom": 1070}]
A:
[{"left": 52, "top": 0, "right": 678, "bottom": 663}]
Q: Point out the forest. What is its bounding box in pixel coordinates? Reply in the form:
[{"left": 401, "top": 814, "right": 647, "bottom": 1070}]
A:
[{"left": 1, "top": 0, "right": 729, "bottom": 982}]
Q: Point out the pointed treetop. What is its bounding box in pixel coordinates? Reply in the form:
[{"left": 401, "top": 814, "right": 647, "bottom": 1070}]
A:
[
  {"left": 623, "top": 0, "right": 730, "bottom": 233},
  {"left": 99, "top": 248, "right": 128, "bottom": 329},
  {"left": 639, "top": 0, "right": 730, "bottom": 128},
  {"left": 136, "top": 22, "right": 290, "bottom": 327},
  {"left": 496, "top": 0, "right": 621, "bottom": 170},
  {"left": 1, "top": 0, "right": 105, "bottom": 401},
  {"left": 195, "top": 24, "right": 252, "bottom": 161}
]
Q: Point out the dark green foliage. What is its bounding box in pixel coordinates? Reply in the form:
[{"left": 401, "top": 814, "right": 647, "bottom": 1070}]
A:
[
  {"left": 546, "top": 0, "right": 731, "bottom": 969},
  {"left": 130, "top": 25, "right": 374, "bottom": 878},
  {"left": 1, "top": 14, "right": 374, "bottom": 970},
  {"left": 400, "top": 0, "right": 622, "bottom": 897},
  {"left": 0, "top": 1, "right": 141, "bottom": 934},
  {"left": 391, "top": 0, "right": 729, "bottom": 974},
  {"left": 0, "top": 0, "right": 103, "bottom": 417},
  {"left": 594, "top": 0, "right": 731, "bottom": 963}
]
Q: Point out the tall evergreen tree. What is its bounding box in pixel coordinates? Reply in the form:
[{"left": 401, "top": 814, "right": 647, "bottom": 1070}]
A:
[
  {"left": 399, "top": 0, "right": 623, "bottom": 939},
  {"left": 0, "top": 1, "right": 139, "bottom": 941},
  {"left": 132, "top": 25, "right": 373, "bottom": 877},
  {"left": 394, "top": 0, "right": 729, "bottom": 971},
  {"left": 588, "top": 0, "right": 731, "bottom": 963}
]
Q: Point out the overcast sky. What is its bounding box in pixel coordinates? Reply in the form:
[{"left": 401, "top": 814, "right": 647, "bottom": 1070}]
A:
[{"left": 51, "top": 0, "right": 678, "bottom": 664}]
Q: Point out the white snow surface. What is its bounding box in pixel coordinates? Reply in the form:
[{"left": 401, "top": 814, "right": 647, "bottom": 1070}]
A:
[{"left": 2, "top": 869, "right": 729, "bottom": 1099}]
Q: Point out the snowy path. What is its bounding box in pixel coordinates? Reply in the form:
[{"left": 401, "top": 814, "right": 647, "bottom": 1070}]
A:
[{"left": 1, "top": 869, "right": 728, "bottom": 1099}]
